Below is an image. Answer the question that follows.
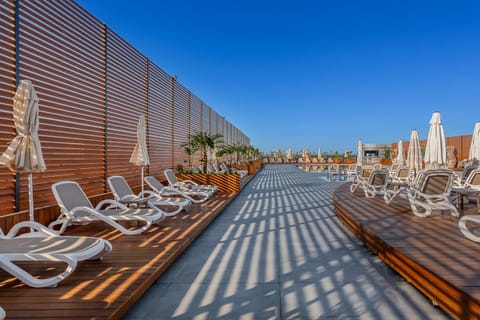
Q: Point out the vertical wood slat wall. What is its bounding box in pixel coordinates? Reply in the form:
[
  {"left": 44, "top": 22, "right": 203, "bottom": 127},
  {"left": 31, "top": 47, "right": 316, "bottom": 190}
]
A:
[
  {"left": 0, "top": 0, "right": 15, "bottom": 215},
  {"left": 0, "top": 0, "right": 250, "bottom": 220}
]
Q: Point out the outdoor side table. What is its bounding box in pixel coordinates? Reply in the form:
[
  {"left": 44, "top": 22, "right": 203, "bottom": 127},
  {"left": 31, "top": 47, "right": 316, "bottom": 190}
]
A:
[{"left": 451, "top": 187, "right": 480, "bottom": 213}]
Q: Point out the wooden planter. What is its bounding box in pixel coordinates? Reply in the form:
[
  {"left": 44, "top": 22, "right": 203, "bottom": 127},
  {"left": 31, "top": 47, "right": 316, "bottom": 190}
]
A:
[{"left": 177, "top": 173, "right": 241, "bottom": 193}]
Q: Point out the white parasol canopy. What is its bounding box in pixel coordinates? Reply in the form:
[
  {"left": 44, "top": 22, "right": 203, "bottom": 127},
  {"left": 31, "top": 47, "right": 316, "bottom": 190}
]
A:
[
  {"left": 317, "top": 148, "right": 322, "bottom": 161},
  {"left": 468, "top": 122, "right": 480, "bottom": 163},
  {"left": 357, "top": 139, "right": 363, "bottom": 165},
  {"left": 407, "top": 129, "right": 422, "bottom": 173},
  {"left": 396, "top": 139, "right": 404, "bottom": 165},
  {"left": 424, "top": 112, "right": 447, "bottom": 169},
  {"left": 0, "top": 80, "right": 46, "bottom": 225},
  {"left": 129, "top": 115, "right": 150, "bottom": 195}
]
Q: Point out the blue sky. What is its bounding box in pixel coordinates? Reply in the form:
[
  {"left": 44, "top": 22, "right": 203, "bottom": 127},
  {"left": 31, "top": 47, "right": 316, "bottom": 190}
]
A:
[{"left": 77, "top": 0, "right": 480, "bottom": 155}]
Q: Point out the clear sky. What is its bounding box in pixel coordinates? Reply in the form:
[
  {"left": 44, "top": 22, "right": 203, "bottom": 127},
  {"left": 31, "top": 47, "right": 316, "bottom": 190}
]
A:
[{"left": 77, "top": 0, "right": 480, "bottom": 155}]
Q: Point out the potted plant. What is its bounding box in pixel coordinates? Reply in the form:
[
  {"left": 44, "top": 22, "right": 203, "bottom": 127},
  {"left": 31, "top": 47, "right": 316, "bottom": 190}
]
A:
[
  {"left": 381, "top": 149, "right": 392, "bottom": 165},
  {"left": 333, "top": 151, "right": 342, "bottom": 164}
]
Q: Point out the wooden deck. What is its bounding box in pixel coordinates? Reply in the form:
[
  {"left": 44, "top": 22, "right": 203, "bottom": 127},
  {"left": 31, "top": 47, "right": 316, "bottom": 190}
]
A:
[
  {"left": 334, "top": 183, "right": 480, "bottom": 320},
  {"left": 0, "top": 175, "right": 254, "bottom": 319}
]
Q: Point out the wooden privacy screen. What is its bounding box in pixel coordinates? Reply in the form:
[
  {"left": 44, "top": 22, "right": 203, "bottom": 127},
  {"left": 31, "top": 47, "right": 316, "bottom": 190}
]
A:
[
  {"left": 0, "top": 0, "right": 250, "bottom": 221},
  {"left": 0, "top": 1, "right": 15, "bottom": 215},
  {"left": 18, "top": 0, "right": 105, "bottom": 208}
]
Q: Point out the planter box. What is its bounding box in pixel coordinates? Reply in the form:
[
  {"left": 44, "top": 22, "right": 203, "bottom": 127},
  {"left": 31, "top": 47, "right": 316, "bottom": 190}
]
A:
[{"left": 177, "top": 173, "right": 240, "bottom": 193}]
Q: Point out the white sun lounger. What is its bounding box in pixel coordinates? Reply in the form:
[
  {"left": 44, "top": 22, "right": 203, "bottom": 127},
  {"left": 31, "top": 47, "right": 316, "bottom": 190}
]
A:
[
  {"left": 145, "top": 176, "right": 210, "bottom": 204},
  {"left": 0, "top": 221, "right": 111, "bottom": 288},
  {"left": 108, "top": 176, "right": 190, "bottom": 217},
  {"left": 350, "top": 169, "right": 389, "bottom": 198},
  {"left": 403, "top": 169, "right": 458, "bottom": 218},
  {"left": 50, "top": 181, "right": 156, "bottom": 235},
  {"left": 164, "top": 169, "right": 217, "bottom": 196}
]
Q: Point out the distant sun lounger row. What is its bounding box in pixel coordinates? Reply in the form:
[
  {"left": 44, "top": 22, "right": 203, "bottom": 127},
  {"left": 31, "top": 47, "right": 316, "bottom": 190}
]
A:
[
  {"left": 0, "top": 169, "right": 218, "bottom": 291},
  {"left": 349, "top": 164, "right": 480, "bottom": 243}
]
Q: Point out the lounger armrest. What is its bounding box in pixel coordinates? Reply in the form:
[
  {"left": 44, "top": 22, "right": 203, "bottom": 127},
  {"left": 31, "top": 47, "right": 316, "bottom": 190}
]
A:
[
  {"left": 137, "top": 190, "right": 157, "bottom": 198},
  {"left": 159, "top": 187, "right": 184, "bottom": 196},
  {"left": 179, "top": 179, "right": 198, "bottom": 186},
  {"left": 95, "top": 200, "right": 129, "bottom": 210},
  {"left": 119, "top": 194, "right": 140, "bottom": 201},
  {"left": 2, "top": 221, "right": 59, "bottom": 239}
]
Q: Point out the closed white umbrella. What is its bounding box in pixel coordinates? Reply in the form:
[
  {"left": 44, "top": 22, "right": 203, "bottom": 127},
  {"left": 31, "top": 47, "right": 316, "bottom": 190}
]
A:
[
  {"left": 424, "top": 112, "right": 447, "bottom": 169},
  {"left": 468, "top": 122, "right": 480, "bottom": 163},
  {"left": 407, "top": 129, "right": 422, "bottom": 173},
  {"left": 357, "top": 139, "right": 363, "bottom": 165},
  {"left": 396, "top": 139, "right": 405, "bottom": 165},
  {"left": 317, "top": 148, "right": 322, "bottom": 161},
  {"left": 129, "top": 115, "right": 150, "bottom": 195},
  {"left": 286, "top": 148, "right": 293, "bottom": 161},
  {"left": 0, "top": 80, "right": 46, "bottom": 226}
]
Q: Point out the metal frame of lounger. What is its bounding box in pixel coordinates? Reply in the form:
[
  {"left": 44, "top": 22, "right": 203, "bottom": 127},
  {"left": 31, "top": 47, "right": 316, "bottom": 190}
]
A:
[
  {"left": 144, "top": 176, "right": 210, "bottom": 204},
  {"left": 350, "top": 167, "right": 373, "bottom": 193},
  {"left": 457, "top": 169, "right": 480, "bottom": 242},
  {"left": 107, "top": 176, "right": 189, "bottom": 217},
  {"left": 164, "top": 169, "right": 217, "bottom": 195},
  {"left": 404, "top": 169, "right": 458, "bottom": 218},
  {"left": 50, "top": 181, "right": 154, "bottom": 235},
  {"left": 0, "top": 221, "right": 111, "bottom": 288},
  {"left": 350, "top": 169, "right": 389, "bottom": 198}
]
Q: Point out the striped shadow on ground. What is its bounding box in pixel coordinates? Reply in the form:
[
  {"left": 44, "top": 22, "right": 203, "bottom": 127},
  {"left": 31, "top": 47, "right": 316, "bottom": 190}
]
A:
[{"left": 125, "top": 164, "right": 449, "bottom": 319}]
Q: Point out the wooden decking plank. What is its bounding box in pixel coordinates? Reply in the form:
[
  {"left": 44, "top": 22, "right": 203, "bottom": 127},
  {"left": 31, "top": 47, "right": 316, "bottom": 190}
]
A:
[
  {"left": 0, "top": 179, "right": 250, "bottom": 320},
  {"left": 334, "top": 183, "right": 480, "bottom": 319}
]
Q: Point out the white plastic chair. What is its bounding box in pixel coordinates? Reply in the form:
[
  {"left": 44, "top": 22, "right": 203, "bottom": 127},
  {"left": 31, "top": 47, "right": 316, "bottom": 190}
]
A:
[{"left": 0, "top": 221, "right": 111, "bottom": 288}]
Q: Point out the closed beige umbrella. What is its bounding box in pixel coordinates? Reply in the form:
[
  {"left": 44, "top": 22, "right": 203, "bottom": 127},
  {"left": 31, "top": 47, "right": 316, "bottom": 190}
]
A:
[
  {"left": 424, "top": 112, "right": 447, "bottom": 169},
  {"left": 129, "top": 115, "right": 150, "bottom": 195},
  {"left": 357, "top": 139, "right": 363, "bottom": 166},
  {"left": 286, "top": 148, "right": 293, "bottom": 161},
  {"left": 396, "top": 139, "right": 405, "bottom": 165},
  {"left": 468, "top": 122, "right": 480, "bottom": 163},
  {"left": 0, "top": 80, "right": 46, "bottom": 225},
  {"left": 407, "top": 129, "right": 422, "bottom": 174}
]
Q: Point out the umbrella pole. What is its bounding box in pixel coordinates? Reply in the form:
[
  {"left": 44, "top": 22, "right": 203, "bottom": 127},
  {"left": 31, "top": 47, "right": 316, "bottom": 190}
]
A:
[
  {"left": 141, "top": 166, "right": 144, "bottom": 197},
  {"left": 28, "top": 172, "right": 34, "bottom": 232}
]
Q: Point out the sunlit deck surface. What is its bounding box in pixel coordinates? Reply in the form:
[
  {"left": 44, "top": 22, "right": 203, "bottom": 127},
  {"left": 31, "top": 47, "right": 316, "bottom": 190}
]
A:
[
  {"left": 335, "top": 182, "right": 480, "bottom": 319},
  {"left": 0, "top": 176, "right": 253, "bottom": 319}
]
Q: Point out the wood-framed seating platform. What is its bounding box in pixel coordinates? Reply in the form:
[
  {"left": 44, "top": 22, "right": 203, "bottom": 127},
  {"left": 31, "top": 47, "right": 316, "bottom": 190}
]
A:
[
  {"left": 0, "top": 174, "right": 254, "bottom": 319},
  {"left": 334, "top": 183, "right": 480, "bottom": 319}
]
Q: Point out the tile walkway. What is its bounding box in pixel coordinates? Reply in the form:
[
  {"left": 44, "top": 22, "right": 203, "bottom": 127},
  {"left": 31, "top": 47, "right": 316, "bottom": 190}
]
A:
[{"left": 125, "top": 164, "right": 450, "bottom": 319}]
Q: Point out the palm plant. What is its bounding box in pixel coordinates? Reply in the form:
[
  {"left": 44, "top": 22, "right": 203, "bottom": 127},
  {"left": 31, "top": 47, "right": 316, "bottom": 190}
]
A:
[
  {"left": 217, "top": 144, "right": 234, "bottom": 163},
  {"left": 188, "top": 131, "right": 223, "bottom": 173},
  {"left": 180, "top": 141, "right": 199, "bottom": 172}
]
